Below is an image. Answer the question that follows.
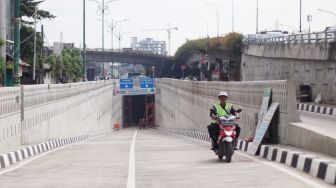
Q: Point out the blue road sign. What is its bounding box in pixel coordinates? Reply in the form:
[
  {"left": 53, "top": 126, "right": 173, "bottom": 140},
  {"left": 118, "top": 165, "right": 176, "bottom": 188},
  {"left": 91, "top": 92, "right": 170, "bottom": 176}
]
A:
[
  {"left": 140, "top": 78, "right": 154, "bottom": 88},
  {"left": 119, "top": 79, "right": 133, "bottom": 89}
]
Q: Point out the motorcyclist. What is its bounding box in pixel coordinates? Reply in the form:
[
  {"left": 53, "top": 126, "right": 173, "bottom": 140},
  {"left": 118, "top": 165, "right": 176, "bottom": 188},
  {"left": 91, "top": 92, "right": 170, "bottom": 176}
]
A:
[{"left": 207, "top": 91, "right": 241, "bottom": 150}]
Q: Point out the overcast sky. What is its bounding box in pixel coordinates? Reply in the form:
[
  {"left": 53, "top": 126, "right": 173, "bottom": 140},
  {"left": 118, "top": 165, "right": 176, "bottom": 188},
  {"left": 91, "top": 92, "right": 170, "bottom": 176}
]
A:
[{"left": 38, "top": 0, "right": 336, "bottom": 55}]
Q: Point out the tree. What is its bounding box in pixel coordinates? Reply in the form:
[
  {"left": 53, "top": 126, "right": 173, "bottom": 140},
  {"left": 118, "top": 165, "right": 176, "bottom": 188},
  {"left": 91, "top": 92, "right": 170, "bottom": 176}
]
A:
[
  {"left": 45, "top": 48, "right": 83, "bottom": 83},
  {"left": 20, "top": 0, "right": 55, "bottom": 66},
  {"left": 0, "top": 39, "right": 4, "bottom": 84},
  {"left": 20, "top": 25, "right": 43, "bottom": 65},
  {"left": 20, "top": 0, "right": 55, "bottom": 25},
  {"left": 175, "top": 32, "right": 244, "bottom": 60}
]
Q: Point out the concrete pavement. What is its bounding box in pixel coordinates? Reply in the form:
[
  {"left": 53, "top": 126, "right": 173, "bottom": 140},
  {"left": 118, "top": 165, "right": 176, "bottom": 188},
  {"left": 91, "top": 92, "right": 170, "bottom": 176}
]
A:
[{"left": 0, "top": 129, "right": 333, "bottom": 188}]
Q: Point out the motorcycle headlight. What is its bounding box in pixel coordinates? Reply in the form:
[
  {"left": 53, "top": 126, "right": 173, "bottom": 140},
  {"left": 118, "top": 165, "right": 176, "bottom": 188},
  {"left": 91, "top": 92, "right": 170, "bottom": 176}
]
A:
[{"left": 225, "top": 130, "right": 233, "bottom": 136}]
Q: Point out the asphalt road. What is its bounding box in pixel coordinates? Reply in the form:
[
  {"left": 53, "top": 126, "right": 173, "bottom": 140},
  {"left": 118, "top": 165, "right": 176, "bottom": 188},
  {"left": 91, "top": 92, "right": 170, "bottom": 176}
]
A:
[{"left": 0, "top": 129, "right": 333, "bottom": 188}]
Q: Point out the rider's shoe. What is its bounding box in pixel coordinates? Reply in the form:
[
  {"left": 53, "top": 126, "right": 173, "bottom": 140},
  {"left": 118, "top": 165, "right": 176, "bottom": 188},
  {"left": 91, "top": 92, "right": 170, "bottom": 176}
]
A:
[{"left": 234, "top": 140, "right": 238, "bottom": 150}]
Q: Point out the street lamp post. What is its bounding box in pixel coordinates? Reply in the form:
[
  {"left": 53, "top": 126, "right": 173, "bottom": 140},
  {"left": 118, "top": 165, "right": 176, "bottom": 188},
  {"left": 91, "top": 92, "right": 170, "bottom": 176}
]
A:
[
  {"left": 206, "top": 2, "right": 219, "bottom": 37},
  {"left": 112, "top": 18, "right": 130, "bottom": 51},
  {"left": 33, "top": 8, "right": 37, "bottom": 82},
  {"left": 151, "top": 66, "right": 155, "bottom": 87},
  {"left": 196, "top": 15, "right": 209, "bottom": 38},
  {"left": 90, "top": 0, "right": 117, "bottom": 76},
  {"left": 317, "top": 8, "right": 336, "bottom": 18},
  {"left": 232, "top": 0, "right": 234, "bottom": 32},
  {"left": 299, "top": 0, "right": 302, "bottom": 33},
  {"left": 256, "top": 0, "right": 259, "bottom": 34},
  {"left": 83, "top": 0, "right": 86, "bottom": 81},
  {"left": 307, "top": 14, "right": 312, "bottom": 34},
  {"left": 13, "top": 0, "right": 21, "bottom": 86},
  {"left": 118, "top": 31, "right": 132, "bottom": 51},
  {"left": 167, "top": 23, "right": 178, "bottom": 56}
]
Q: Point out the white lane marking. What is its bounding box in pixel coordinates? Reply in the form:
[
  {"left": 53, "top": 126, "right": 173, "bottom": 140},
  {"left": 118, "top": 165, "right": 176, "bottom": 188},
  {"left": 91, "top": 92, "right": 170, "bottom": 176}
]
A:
[
  {"left": 127, "top": 130, "right": 137, "bottom": 188},
  {"left": 161, "top": 131, "right": 327, "bottom": 188},
  {"left": 0, "top": 131, "right": 113, "bottom": 176}
]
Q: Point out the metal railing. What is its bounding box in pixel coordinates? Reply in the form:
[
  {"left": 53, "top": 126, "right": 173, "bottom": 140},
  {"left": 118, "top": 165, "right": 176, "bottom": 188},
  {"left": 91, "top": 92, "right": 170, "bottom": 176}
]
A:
[
  {"left": 85, "top": 48, "right": 170, "bottom": 57},
  {"left": 244, "top": 31, "right": 336, "bottom": 44}
]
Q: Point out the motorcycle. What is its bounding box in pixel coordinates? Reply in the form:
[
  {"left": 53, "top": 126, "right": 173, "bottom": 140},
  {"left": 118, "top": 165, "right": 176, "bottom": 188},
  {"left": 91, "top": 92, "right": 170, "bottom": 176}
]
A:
[{"left": 214, "top": 109, "right": 242, "bottom": 162}]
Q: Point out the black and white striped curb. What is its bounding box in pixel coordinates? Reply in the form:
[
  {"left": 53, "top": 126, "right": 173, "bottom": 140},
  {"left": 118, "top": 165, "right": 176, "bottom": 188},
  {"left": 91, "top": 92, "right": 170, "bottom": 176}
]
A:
[
  {"left": 297, "top": 103, "right": 336, "bottom": 116},
  {"left": 260, "top": 145, "right": 336, "bottom": 185},
  {"left": 0, "top": 135, "right": 90, "bottom": 170},
  {"left": 237, "top": 140, "right": 250, "bottom": 152}
]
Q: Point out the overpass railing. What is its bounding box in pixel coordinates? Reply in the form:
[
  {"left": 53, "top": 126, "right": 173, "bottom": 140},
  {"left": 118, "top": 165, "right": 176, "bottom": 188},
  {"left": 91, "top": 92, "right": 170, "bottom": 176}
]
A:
[
  {"left": 86, "top": 48, "right": 168, "bottom": 55},
  {"left": 244, "top": 31, "right": 336, "bottom": 45},
  {"left": 0, "top": 80, "right": 113, "bottom": 117}
]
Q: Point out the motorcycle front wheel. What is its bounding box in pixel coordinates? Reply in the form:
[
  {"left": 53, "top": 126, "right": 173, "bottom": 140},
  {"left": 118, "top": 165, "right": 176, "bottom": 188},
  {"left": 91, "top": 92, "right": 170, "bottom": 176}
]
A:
[{"left": 225, "top": 142, "right": 233, "bottom": 163}]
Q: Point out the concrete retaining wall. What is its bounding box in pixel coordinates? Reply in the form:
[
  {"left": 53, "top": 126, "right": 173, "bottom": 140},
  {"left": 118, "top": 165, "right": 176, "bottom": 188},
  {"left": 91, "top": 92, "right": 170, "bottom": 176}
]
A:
[
  {"left": 155, "top": 79, "right": 298, "bottom": 145},
  {"left": 287, "top": 123, "right": 336, "bottom": 157},
  {"left": 0, "top": 80, "right": 122, "bottom": 152},
  {"left": 242, "top": 43, "right": 336, "bottom": 104}
]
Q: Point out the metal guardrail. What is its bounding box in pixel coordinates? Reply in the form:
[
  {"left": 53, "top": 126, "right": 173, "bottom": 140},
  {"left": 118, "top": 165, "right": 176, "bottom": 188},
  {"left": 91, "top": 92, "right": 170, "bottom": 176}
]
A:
[{"left": 244, "top": 31, "right": 336, "bottom": 44}]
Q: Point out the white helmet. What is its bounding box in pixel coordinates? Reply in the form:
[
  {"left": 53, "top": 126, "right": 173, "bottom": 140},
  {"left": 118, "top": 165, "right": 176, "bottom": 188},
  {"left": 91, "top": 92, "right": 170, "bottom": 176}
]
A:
[{"left": 218, "top": 91, "right": 228, "bottom": 97}]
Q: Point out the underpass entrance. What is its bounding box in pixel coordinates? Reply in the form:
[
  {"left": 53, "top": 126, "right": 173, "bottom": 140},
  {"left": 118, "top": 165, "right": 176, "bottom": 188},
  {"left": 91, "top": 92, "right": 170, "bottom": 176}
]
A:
[{"left": 122, "top": 94, "right": 155, "bottom": 128}]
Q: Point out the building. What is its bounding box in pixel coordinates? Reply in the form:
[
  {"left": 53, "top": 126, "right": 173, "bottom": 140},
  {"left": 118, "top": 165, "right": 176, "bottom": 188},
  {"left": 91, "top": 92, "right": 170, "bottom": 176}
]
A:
[
  {"left": 131, "top": 37, "right": 167, "bottom": 55},
  {"left": 52, "top": 42, "right": 74, "bottom": 55}
]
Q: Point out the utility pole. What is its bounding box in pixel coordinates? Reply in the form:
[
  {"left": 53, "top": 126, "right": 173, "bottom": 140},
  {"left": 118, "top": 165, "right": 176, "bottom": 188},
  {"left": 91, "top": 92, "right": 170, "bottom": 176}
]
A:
[
  {"left": 299, "top": 0, "right": 302, "bottom": 32},
  {"left": 232, "top": 0, "right": 234, "bottom": 32},
  {"left": 206, "top": 2, "right": 219, "bottom": 37},
  {"left": 256, "top": 0, "right": 259, "bottom": 34},
  {"left": 41, "top": 25, "right": 44, "bottom": 83},
  {"left": 167, "top": 23, "right": 178, "bottom": 56},
  {"left": 83, "top": 0, "right": 86, "bottom": 81},
  {"left": 13, "top": 0, "right": 21, "bottom": 86},
  {"left": 101, "top": 0, "right": 104, "bottom": 77},
  {"left": 111, "top": 19, "right": 114, "bottom": 51},
  {"left": 33, "top": 8, "right": 37, "bottom": 82},
  {"left": 0, "top": 0, "right": 7, "bottom": 86}
]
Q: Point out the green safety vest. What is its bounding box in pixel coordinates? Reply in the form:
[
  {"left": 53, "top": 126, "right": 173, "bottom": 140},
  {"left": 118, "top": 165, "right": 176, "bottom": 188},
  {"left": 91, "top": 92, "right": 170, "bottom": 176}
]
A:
[{"left": 212, "top": 103, "right": 233, "bottom": 123}]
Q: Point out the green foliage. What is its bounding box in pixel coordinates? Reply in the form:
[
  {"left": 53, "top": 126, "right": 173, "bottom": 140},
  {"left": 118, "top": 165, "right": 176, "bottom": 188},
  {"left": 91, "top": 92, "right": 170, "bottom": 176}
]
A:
[
  {"left": 20, "top": 0, "right": 55, "bottom": 67},
  {"left": 0, "top": 57, "right": 4, "bottom": 75},
  {"left": 45, "top": 49, "right": 83, "bottom": 83},
  {"left": 175, "top": 32, "right": 244, "bottom": 59},
  {"left": 0, "top": 39, "right": 4, "bottom": 47},
  {"left": 20, "top": 0, "right": 56, "bottom": 25},
  {"left": 20, "top": 25, "right": 44, "bottom": 65}
]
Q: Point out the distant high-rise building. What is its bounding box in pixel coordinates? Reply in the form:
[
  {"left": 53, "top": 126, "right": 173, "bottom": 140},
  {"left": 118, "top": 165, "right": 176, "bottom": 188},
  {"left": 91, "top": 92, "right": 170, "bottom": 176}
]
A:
[{"left": 131, "top": 37, "right": 167, "bottom": 55}]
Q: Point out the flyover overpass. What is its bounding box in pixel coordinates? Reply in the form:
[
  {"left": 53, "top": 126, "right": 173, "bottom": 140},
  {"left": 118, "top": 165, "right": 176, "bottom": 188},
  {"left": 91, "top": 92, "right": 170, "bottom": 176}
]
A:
[
  {"left": 0, "top": 80, "right": 335, "bottom": 187},
  {"left": 84, "top": 49, "right": 175, "bottom": 77}
]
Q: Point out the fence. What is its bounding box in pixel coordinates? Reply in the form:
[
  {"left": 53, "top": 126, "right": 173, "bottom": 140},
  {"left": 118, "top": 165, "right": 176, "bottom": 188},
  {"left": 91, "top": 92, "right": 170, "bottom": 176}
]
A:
[{"left": 244, "top": 31, "right": 336, "bottom": 45}]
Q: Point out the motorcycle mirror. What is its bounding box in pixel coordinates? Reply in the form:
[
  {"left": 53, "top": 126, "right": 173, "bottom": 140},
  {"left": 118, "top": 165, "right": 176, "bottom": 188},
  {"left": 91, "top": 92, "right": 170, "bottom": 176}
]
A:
[{"left": 236, "top": 109, "right": 242, "bottom": 113}]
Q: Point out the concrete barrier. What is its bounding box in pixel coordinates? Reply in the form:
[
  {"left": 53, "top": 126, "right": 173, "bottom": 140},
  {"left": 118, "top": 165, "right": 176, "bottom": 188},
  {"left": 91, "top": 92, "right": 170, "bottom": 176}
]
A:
[
  {"left": 0, "top": 80, "right": 122, "bottom": 152},
  {"left": 155, "top": 78, "right": 298, "bottom": 145}
]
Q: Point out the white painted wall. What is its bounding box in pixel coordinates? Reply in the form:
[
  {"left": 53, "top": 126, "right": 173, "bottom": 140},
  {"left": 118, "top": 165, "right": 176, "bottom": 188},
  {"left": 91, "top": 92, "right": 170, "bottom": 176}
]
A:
[{"left": 0, "top": 80, "right": 122, "bottom": 152}]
